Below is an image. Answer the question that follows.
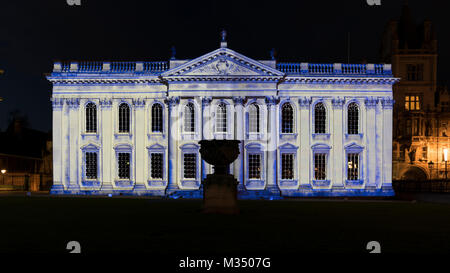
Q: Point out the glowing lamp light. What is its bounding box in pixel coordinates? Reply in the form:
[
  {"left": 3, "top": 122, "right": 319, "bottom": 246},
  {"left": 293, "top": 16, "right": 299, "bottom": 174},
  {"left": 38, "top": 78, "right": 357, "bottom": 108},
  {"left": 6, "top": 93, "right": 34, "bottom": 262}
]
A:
[
  {"left": 1, "top": 169, "right": 6, "bottom": 174},
  {"left": 444, "top": 149, "right": 448, "bottom": 162}
]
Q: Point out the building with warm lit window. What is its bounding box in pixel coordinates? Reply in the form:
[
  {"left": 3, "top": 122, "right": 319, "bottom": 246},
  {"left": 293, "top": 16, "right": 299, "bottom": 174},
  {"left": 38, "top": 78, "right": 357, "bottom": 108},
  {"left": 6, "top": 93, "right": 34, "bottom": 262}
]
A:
[{"left": 47, "top": 36, "right": 397, "bottom": 198}]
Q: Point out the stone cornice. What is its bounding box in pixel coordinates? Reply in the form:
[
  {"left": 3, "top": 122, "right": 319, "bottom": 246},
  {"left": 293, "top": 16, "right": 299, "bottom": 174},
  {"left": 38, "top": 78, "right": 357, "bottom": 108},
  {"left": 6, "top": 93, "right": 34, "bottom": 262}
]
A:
[{"left": 283, "top": 76, "right": 399, "bottom": 85}]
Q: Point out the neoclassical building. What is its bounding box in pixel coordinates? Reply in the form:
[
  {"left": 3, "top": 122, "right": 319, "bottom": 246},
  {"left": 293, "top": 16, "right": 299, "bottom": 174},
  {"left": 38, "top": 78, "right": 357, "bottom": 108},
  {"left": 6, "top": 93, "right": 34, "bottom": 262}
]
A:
[{"left": 47, "top": 38, "right": 398, "bottom": 199}]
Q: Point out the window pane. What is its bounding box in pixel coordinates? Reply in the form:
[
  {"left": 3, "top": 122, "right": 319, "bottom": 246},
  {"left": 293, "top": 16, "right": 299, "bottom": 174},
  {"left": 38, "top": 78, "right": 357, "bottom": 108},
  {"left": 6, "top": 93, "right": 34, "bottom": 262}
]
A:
[
  {"left": 314, "top": 103, "right": 326, "bottom": 134},
  {"left": 119, "top": 103, "right": 130, "bottom": 133},
  {"left": 314, "top": 153, "right": 326, "bottom": 180},
  {"left": 86, "top": 103, "right": 97, "bottom": 133},
  {"left": 347, "top": 153, "right": 359, "bottom": 181},
  {"left": 281, "top": 103, "right": 293, "bottom": 133},
  {"left": 118, "top": 152, "right": 130, "bottom": 179},
  {"left": 151, "top": 104, "right": 163, "bottom": 133},
  {"left": 249, "top": 104, "right": 260, "bottom": 133},
  {"left": 249, "top": 154, "right": 261, "bottom": 179},
  {"left": 150, "top": 153, "right": 163, "bottom": 179},
  {"left": 184, "top": 103, "right": 195, "bottom": 132},
  {"left": 216, "top": 103, "right": 227, "bottom": 132},
  {"left": 281, "top": 153, "right": 294, "bottom": 180},
  {"left": 85, "top": 152, "right": 97, "bottom": 179},
  {"left": 183, "top": 153, "right": 197, "bottom": 179},
  {"left": 347, "top": 102, "right": 359, "bottom": 134}
]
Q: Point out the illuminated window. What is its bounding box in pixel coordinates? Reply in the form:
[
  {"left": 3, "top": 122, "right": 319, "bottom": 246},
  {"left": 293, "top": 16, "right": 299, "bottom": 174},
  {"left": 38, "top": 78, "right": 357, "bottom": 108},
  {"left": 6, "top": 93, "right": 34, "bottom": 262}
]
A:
[
  {"left": 281, "top": 103, "right": 293, "bottom": 133},
  {"left": 216, "top": 103, "right": 227, "bottom": 133},
  {"left": 281, "top": 153, "right": 294, "bottom": 180},
  {"left": 407, "top": 64, "right": 423, "bottom": 81},
  {"left": 248, "top": 104, "right": 260, "bottom": 133},
  {"left": 405, "top": 95, "right": 421, "bottom": 111},
  {"left": 184, "top": 103, "right": 195, "bottom": 133},
  {"left": 85, "top": 152, "right": 97, "bottom": 179},
  {"left": 150, "top": 153, "right": 163, "bottom": 179},
  {"left": 183, "top": 153, "right": 197, "bottom": 179},
  {"left": 151, "top": 103, "right": 163, "bottom": 133},
  {"left": 347, "top": 153, "right": 359, "bottom": 181},
  {"left": 249, "top": 154, "right": 261, "bottom": 179},
  {"left": 314, "top": 153, "right": 326, "bottom": 180},
  {"left": 85, "top": 102, "right": 97, "bottom": 133},
  {"left": 314, "top": 103, "right": 326, "bottom": 134},
  {"left": 118, "top": 103, "right": 130, "bottom": 133},
  {"left": 118, "top": 152, "right": 130, "bottom": 179},
  {"left": 347, "top": 102, "right": 359, "bottom": 134}
]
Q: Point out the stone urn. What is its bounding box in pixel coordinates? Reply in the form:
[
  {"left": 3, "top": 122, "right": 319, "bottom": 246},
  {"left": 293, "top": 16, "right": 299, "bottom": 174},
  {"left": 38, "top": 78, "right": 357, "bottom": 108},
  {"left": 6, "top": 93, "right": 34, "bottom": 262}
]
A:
[{"left": 199, "top": 140, "right": 240, "bottom": 214}]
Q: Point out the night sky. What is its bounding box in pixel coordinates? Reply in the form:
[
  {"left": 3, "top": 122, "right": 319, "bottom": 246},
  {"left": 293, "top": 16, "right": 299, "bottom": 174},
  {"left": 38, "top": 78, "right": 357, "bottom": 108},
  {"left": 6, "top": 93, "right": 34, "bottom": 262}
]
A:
[{"left": 0, "top": 0, "right": 448, "bottom": 133}]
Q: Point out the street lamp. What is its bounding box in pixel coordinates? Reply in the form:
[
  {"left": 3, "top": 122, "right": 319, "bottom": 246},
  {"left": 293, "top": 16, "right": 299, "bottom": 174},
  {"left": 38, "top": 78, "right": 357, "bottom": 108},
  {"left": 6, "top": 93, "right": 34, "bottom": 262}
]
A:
[{"left": 444, "top": 149, "right": 448, "bottom": 180}]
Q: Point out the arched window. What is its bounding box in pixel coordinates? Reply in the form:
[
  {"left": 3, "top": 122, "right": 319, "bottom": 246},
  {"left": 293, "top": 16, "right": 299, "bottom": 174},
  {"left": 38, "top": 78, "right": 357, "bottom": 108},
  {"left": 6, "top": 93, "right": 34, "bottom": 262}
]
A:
[
  {"left": 314, "top": 102, "right": 326, "bottom": 134},
  {"left": 151, "top": 103, "right": 163, "bottom": 133},
  {"left": 118, "top": 103, "right": 130, "bottom": 133},
  {"left": 347, "top": 102, "right": 359, "bottom": 134},
  {"left": 216, "top": 103, "right": 227, "bottom": 132},
  {"left": 281, "top": 103, "right": 294, "bottom": 133},
  {"left": 184, "top": 102, "right": 195, "bottom": 133},
  {"left": 249, "top": 103, "right": 260, "bottom": 133},
  {"left": 85, "top": 102, "right": 97, "bottom": 133}
]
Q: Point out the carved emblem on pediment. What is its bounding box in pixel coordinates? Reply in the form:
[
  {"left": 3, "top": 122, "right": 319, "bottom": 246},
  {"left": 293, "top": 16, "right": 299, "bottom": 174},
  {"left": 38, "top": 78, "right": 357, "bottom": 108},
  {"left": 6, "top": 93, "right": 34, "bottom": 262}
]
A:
[{"left": 215, "top": 57, "right": 231, "bottom": 75}]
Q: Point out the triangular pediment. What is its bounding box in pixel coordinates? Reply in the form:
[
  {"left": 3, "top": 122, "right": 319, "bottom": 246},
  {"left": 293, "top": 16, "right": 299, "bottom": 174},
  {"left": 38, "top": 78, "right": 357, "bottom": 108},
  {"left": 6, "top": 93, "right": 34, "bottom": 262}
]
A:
[{"left": 161, "top": 48, "right": 284, "bottom": 78}]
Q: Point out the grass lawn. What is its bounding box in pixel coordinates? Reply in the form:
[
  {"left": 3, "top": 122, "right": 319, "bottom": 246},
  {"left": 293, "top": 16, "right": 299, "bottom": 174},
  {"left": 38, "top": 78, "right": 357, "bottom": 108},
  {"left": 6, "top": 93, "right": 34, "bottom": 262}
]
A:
[{"left": 1, "top": 196, "right": 450, "bottom": 253}]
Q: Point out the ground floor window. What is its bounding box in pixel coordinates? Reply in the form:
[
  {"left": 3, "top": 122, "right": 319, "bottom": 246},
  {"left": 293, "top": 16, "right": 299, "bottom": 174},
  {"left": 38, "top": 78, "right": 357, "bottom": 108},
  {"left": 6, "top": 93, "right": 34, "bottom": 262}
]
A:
[
  {"left": 281, "top": 153, "right": 294, "bottom": 180},
  {"left": 85, "top": 152, "right": 97, "bottom": 179},
  {"left": 183, "top": 153, "right": 197, "bottom": 179},
  {"left": 150, "top": 153, "right": 163, "bottom": 179},
  {"left": 118, "top": 152, "right": 131, "bottom": 179},
  {"left": 249, "top": 154, "right": 261, "bottom": 179},
  {"left": 347, "top": 153, "right": 359, "bottom": 181},
  {"left": 314, "top": 153, "right": 326, "bottom": 180}
]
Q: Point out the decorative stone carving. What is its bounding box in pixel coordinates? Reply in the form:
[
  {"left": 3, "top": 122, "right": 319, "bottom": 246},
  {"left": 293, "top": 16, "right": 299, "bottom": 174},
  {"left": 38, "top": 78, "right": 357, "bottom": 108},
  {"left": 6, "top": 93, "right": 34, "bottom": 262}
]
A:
[
  {"left": 381, "top": 97, "right": 395, "bottom": 109},
  {"left": 132, "top": 98, "right": 146, "bottom": 107},
  {"left": 202, "top": 96, "right": 213, "bottom": 107},
  {"left": 331, "top": 97, "right": 345, "bottom": 108},
  {"left": 298, "top": 96, "right": 312, "bottom": 107},
  {"left": 164, "top": 96, "right": 180, "bottom": 109},
  {"left": 265, "top": 96, "right": 279, "bottom": 107},
  {"left": 364, "top": 96, "right": 378, "bottom": 108},
  {"left": 66, "top": 98, "right": 80, "bottom": 108},
  {"left": 51, "top": 97, "right": 65, "bottom": 109},
  {"left": 99, "top": 98, "right": 113, "bottom": 107}
]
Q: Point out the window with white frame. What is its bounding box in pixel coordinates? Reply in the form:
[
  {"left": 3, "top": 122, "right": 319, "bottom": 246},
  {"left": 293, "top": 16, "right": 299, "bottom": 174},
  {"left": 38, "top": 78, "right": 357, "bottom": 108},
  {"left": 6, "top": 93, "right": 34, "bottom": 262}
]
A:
[
  {"left": 183, "top": 153, "right": 197, "bottom": 179},
  {"left": 248, "top": 103, "right": 260, "bottom": 133},
  {"left": 184, "top": 102, "right": 195, "bottom": 133},
  {"left": 314, "top": 103, "right": 326, "bottom": 134},
  {"left": 347, "top": 153, "right": 359, "bottom": 181},
  {"left": 150, "top": 153, "right": 163, "bottom": 179},
  {"left": 281, "top": 153, "right": 294, "bottom": 180},
  {"left": 85, "top": 152, "right": 98, "bottom": 179},
  {"left": 118, "top": 152, "right": 131, "bottom": 179},
  {"left": 248, "top": 154, "right": 261, "bottom": 179},
  {"left": 314, "top": 153, "right": 327, "bottom": 180},
  {"left": 118, "top": 103, "right": 130, "bottom": 133},
  {"left": 347, "top": 102, "right": 359, "bottom": 135},
  {"left": 281, "top": 103, "right": 294, "bottom": 133},
  {"left": 151, "top": 103, "right": 163, "bottom": 133},
  {"left": 216, "top": 103, "right": 227, "bottom": 133},
  {"left": 85, "top": 102, "right": 97, "bottom": 133}
]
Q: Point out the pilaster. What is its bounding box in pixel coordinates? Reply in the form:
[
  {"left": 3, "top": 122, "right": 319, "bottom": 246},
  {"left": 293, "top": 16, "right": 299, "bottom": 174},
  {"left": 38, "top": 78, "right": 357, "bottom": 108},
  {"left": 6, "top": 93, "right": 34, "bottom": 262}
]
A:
[
  {"left": 67, "top": 98, "right": 80, "bottom": 191},
  {"left": 50, "top": 98, "right": 64, "bottom": 193},
  {"left": 100, "top": 98, "right": 113, "bottom": 191},
  {"left": 265, "top": 96, "right": 280, "bottom": 195},
  {"left": 365, "top": 97, "right": 377, "bottom": 188},
  {"left": 298, "top": 96, "right": 311, "bottom": 188},
  {"left": 165, "top": 96, "right": 180, "bottom": 194},
  {"left": 133, "top": 98, "right": 146, "bottom": 191},
  {"left": 331, "top": 97, "right": 345, "bottom": 189},
  {"left": 232, "top": 96, "right": 245, "bottom": 191}
]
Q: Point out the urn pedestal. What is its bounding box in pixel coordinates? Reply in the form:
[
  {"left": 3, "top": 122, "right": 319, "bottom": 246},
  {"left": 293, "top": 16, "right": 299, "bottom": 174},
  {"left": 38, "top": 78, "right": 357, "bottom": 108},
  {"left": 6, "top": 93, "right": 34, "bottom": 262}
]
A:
[{"left": 199, "top": 140, "right": 240, "bottom": 214}]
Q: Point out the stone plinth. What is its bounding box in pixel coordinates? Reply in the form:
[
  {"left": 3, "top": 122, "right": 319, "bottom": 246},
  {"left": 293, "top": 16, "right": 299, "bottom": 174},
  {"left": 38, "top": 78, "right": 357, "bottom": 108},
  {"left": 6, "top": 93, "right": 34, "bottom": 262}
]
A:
[{"left": 202, "top": 174, "right": 239, "bottom": 214}]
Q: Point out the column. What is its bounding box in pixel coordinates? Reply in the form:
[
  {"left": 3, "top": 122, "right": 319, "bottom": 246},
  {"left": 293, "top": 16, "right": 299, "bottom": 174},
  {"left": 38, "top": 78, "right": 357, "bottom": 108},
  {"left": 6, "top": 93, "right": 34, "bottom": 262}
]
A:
[
  {"left": 265, "top": 96, "right": 280, "bottom": 194},
  {"left": 100, "top": 98, "right": 113, "bottom": 191},
  {"left": 382, "top": 97, "right": 394, "bottom": 189},
  {"left": 331, "top": 97, "right": 345, "bottom": 189},
  {"left": 50, "top": 98, "right": 64, "bottom": 193},
  {"left": 201, "top": 97, "right": 212, "bottom": 180},
  {"left": 298, "top": 97, "right": 311, "bottom": 188},
  {"left": 375, "top": 97, "right": 383, "bottom": 188},
  {"left": 165, "top": 96, "right": 180, "bottom": 194},
  {"left": 68, "top": 98, "right": 80, "bottom": 191},
  {"left": 133, "top": 98, "right": 146, "bottom": 191},
  {"left": 232, "top": 97, "right": 245, "bottom": 190},
  {"left": 365, "top": 97, "right": 377, "bottom": 187}
]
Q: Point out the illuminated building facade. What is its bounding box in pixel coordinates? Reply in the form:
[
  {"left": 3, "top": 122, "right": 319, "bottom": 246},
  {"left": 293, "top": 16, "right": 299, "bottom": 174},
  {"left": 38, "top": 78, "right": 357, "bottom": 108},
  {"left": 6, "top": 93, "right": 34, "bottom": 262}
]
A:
[
  {"left": 47, "top": 38, "right": 397, "bottom": 198},
  {"left": 382, "top": 3, "right": 449, "bottom": 180}
]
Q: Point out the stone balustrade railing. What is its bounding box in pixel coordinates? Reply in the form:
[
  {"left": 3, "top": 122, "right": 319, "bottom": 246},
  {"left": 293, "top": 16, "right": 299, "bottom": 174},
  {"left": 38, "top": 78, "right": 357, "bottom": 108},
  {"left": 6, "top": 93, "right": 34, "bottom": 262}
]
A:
[
  {"left": 276, "top": 62, "right": 392, "bottom": 76},
  {"left": 55, "top": 61, "right": 169, "bottom": 73}
]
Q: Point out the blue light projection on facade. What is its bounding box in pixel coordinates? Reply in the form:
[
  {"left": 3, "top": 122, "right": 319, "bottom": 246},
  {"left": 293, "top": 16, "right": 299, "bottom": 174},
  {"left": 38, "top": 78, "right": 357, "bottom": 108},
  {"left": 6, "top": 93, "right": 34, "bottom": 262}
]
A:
[{"left": 46, "top": 38, "right": 398, "bottom": 199}]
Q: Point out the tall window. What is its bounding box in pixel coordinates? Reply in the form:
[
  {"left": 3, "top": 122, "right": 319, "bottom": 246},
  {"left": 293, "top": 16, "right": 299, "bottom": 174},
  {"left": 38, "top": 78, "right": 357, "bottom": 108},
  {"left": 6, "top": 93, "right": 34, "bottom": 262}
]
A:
[
  {"left": 85, "top": 152, "right": 97, "bottom": 179},
  {"left": 119, "top": 103, "right": 130, "bottom": 133},
  {"left": 407, "top": 64, "right": 423, "bottom": 81},
  {"left": 347, "top": 102, "right": 359, "bottom": 134},
  {"left": 405, "top": 95, "right": 420, "bottom": 111},
  {"left": 314, "top": 153, "right": 326, "bottom": 180},
  {"left": 150, "top": 153, "right": 163, "bottom": 179},
  {"left": 249, "top": 154, "right": 261, "bottom": 179},
  {"left": 85, "top": 103, "right": 97, "bottom": 133},
  {"left": 216, "top": 103, "right": 227, "bottom": 132},
  {"left": 249, "top": 104, "right": 260, "bottom": 133},
  {"left": 281, "top": 103, "right": 293, "bottom": 133},
  {"left": 347, "top": 153, "right": 359, "bottom": 181},
  {"left": 281, "top": 153, "right": 294, "bottom": 180},
  {"left": 184, "top": 103, "right": 195, "bottom": 133},
  {"left": 314, "top": 103, "right": 326, "bottom": 134},
  {"left": 118, "top": 152, "right": 130, "bottom": 179},
  {"left": 151, "top": 104, "right": 163, "bottom": 133},
  {"left": 183, "top": 153, "right": 197, "bottom": 179}
]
